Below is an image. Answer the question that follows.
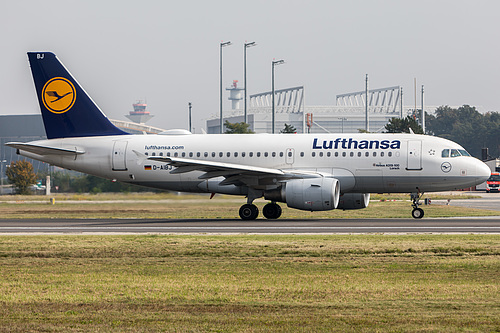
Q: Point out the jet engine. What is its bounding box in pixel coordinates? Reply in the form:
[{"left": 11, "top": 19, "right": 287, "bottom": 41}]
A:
[
  {"left": 264, "top": 177, "right": 340, "bottom": 211},
  {"left": 336, "top": 193, "right": 370, "bottom": 210}
]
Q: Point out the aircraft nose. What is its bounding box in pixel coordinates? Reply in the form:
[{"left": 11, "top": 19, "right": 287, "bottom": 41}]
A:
[{"left": 475, "top": 160, "right": 491, "bottom": 183}]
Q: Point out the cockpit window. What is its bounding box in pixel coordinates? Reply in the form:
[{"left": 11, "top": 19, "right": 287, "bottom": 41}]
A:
[
  {"left": 459, "top": 149, "right": 471, "bottom": 157},
  {"left": 441, "top": 149, "right": 449, "bottom": 157},
  {"left": 451, "top": 149, "right": 461, "bottom": 157}
]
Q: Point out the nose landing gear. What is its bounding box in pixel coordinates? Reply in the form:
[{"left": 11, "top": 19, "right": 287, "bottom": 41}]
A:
[{"left": 411, "top": 190, "right": 425, "bottom": 219}]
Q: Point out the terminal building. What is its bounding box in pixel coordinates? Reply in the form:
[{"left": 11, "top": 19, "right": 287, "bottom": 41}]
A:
[{"left": 207, "top": 84, "right": 433, "bottom": 134}]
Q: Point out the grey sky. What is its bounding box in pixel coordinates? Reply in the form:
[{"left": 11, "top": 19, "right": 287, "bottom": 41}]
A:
[{"left": 2, "top": 0, "right": 499, "bottom": 132}]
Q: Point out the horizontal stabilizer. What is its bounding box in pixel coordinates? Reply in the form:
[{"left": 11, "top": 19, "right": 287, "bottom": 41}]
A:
[{"left": 5, "top": 142, "right": 85, "bottom": 156}]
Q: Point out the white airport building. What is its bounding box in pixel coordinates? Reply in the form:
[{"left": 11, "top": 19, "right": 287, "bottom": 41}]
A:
[{"left": 207, "top": 84, "right": 433, "bottom": 134}]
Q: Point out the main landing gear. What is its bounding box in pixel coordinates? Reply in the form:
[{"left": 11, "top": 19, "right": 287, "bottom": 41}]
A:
[
  {"left": 238, "top": 202, "right": 282, "bottom": 220},
  {"left": 410, "top": 190, "right": 424, "bottom": 219}
]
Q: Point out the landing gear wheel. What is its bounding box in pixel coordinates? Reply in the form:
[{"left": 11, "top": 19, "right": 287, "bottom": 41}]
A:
[
  {"left": 263, "top": 203, "right": 282, "bottom": 219},
  {"left": 239, "top": 204, "right": 259, "bottom": 220},
  {"left": 412, "top": 208, "right": 424, "bottom": 219}
]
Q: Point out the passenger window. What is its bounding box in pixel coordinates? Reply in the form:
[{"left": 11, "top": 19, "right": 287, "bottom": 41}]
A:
[
  {"left": 204, "top": 152, "right": 208, "bottom": 157},
  {"left": 182, "top": 152, "right": 186, "bottom": 157},
  {"left": 312, "top": 152, "right": 316, "bottom": 157},
  {"left": 300, "top": 152, "right": 304, "bottom": 157},
  {"left": 174, "top": 152, "right": 178, "bottom": 157},
  {"left": 219, "top": 152, "right": 223, "bottom": 157},
  {"left": 365, "top": 152, "right": 369, "bottom": 157},
  {"left": 342, "top": 152, "right": 346, "bottom": 157},
  {"left": 280, "top": 152, "right": 284, "bottom": 157},
  {"left": 197, "top": 152, "right": 201, "bottom": 157},
  {"left": 212, "top": 152, "right": 216, "bottom": 157},
  {"left": 350, "top": 152, "right": 354, "bottom": 157},
  {"left": 335, "top": 152, "right": 339, "bottom": 157},
  {"left": 167, "top": 152, "right": 171, "bottom": 157},
  {"left": 327, "top": 152, "right": 331, "bottom": 157},
  {"left": 249, "top": 152, "right": 254, "bottom": 157},
  {"left": 388, "top": 152, "right": 392, "bottom": 157},
  {"left": 264, "top": 152, "right": 268, "bottom": 157},
  {"left": 319, "top": 152, "right": 324, "bottom": 157},
  {"left": 451, "top": 149, "right": 461, "bottom": 157},
  {"left": 227, "top": 152, "right": 231, "bottom": 157},
  {"left": 441, "top": 149, "right": 449, "bottom": 158},
  {"left": 373, "top": 152, "right": 376, "bottom": 157},
  {"left": 257, "top": 152, "right": 261, "bottom": 157},
  {"left": 145, "top": 152, "right": 148, "bottom": 156},
  {"left": 189, "top": 152, "right": 193, "bottom": 157},
  {"left": 234, "top": 152, "right": 238, "bottom": 157},
  {"left": 381, "top": 152, "right": 384, "bottom": 157},
  {"left": 152, "top": 152, "right": 156, "bottom": 156},
  {"left": 242, "top": 152, "right": 246, "bottom": 157},
  {"left": 357, "top": 152, "right": 361, "bottom": 157},
  {"left": 272, "top": 152, "right": 276, "bottom": 157},
  {"left": 159, "top": 152, "right": 163, "bottom": 156}
]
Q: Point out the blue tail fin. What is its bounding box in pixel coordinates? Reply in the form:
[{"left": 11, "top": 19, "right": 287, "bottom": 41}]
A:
[{"left": 27, "top": 52, "right": 127, "bottom": 139}]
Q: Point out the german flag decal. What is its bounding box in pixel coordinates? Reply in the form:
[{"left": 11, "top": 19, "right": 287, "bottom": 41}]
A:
[{"left": 144, "top": 165, "right": 152, "bottom": 170}]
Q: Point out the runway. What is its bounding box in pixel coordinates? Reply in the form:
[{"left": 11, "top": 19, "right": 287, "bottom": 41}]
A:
[{"left": 1, "top": 217, "right": 500, "bottom": 234}]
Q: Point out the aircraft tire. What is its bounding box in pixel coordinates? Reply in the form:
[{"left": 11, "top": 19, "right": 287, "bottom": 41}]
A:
[
  {"left": 239, "top": 204, "right": 259, "bottom": 220},
  {"left": 411, "top": 208, "right": 424, "bottom": 219},
  {"left": 263, "top": 203, "right": 282, "bottom": 219}
]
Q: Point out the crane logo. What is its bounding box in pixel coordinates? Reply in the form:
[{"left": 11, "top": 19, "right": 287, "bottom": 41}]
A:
[{"left": 42, "top": 77, "right": 76, "bottom": 114}]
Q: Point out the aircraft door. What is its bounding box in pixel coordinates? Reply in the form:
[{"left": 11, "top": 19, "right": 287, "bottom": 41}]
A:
[
  {"left": 286, "top": 148, "right": 294, "bottom": 165},
  {"left": 407, "top": 140, "right": 422, "bottom": 170},
  {"left": 112, "top": 141, "right": 128, "bottom": 171}
]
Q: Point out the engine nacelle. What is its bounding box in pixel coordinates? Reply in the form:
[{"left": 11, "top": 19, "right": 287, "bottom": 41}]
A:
[
  {"left": 337, "top": 193, "right": 370, "bottom": 210},
  {"left": 264, "top": 177, "right": 340, "bottom": 211}
]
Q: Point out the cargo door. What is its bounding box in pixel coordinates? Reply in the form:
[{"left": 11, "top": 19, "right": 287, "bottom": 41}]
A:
[
  {"left": 407, "top": 140, "right": 422, "bottom": 170},
  {"left": 112, "top": 141, "right": 128, "bottom": 171}
]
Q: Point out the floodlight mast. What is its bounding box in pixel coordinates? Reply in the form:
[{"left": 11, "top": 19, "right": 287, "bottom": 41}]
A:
[
  {"left": 272, "top": 59, "right": 285, "bottom": 134},
  {"left": 219, "top": 41, "right": 232, "bottom": 133},
  {"left": 244, "top": 41, "right": 256, "bottom": 125}
]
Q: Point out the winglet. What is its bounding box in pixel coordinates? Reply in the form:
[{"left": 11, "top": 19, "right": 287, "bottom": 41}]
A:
[{"left": 27, "top": 52, "right": 128, "bottom": 139}]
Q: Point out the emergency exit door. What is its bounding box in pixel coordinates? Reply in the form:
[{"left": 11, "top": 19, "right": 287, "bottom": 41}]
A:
[{"left": 112, "top": 141, "right": 128, "bottom": 171}]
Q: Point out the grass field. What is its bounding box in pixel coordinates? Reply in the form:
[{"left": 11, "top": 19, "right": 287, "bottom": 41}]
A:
[
  {"left": 0, "top": 235, "right": 499, "bottom": 332},
  {"left": 0, "top": 192, "right": 497, "bottom": 219}
]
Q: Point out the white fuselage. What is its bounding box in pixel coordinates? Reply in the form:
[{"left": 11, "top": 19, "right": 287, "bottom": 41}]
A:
[{"left": 19, "top": 132, "right": 490, "bottom": 196}]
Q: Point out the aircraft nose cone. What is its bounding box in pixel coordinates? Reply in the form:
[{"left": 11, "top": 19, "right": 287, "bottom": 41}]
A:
[{"left": 476, "top": 160, "right": 491, "bottom": 183}]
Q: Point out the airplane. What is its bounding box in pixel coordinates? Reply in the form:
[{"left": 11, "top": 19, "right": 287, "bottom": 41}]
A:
[{"left": 6, "top": 52, "right": 491, "bottom": 220}]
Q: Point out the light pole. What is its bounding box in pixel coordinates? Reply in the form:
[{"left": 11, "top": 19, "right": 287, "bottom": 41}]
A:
[
  {"left": 272, "top": 59, "right": 285, "bottom": 134},
  {"left": 220, "top": 41, "right": 232, "bottom": 134},
  {"left": 338, "top": 117, "right": 347, "bottom": 133},
  {"left": 188, "top": 102, "right": 192, "bottom": 133},
  {"left": 244, "top": 41, "right": 256, "bottom": 125}
]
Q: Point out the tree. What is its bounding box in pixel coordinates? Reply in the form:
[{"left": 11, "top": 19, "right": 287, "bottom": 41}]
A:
[
  {"left": 426, "top": 105, "right": 500, "bottom": 158},
  {"left": 224, "top": 121, "right": 254, "bottom": 134},
  {"left": 280, "top": 123, "right": 297, "bottom": 133},
  {"left": 5, "top": 160, "right": 37, "bottom": 195},
  {"left": 384, "top": 116, "right": 424, "bottom": 134}
]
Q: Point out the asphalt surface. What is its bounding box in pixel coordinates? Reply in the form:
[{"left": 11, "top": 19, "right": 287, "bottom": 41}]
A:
[{"left": 0, "top": 217, "right": 499, "bottom": 234}]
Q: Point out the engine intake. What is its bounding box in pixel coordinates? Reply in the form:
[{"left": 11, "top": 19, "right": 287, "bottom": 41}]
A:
[{"left": 264, "top": 177, "right": 340, "bottom": 211}]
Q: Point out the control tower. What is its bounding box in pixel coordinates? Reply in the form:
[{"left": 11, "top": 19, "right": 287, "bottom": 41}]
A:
[
  {"left": 226, "top": 80, "right": 244, "bottom": 110},
  {"left": 125, "top": 101, "right": 154, "bottom": 124}
]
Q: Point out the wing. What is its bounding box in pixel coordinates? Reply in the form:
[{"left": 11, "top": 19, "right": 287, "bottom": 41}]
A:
[
  {"left": 138, "top": 151, "right": 323, "bottom": 188},
  {"left": 45, "top": 91, "right": 60, "bottom": 97},
  {"left": 5, "top": 142, "right": 85, "bottom": 156}
]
